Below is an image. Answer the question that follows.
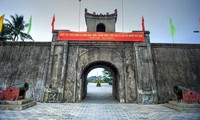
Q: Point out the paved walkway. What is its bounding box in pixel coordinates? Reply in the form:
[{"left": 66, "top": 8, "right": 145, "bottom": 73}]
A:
[
  {"left": 0, "top": 84, "right": 200, "bottom": 120},
  {"left": 82, "top": 83, "right": 118, "bottom": 104}
]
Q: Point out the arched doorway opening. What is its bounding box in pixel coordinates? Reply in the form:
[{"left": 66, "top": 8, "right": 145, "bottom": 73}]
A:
[
  {"left": 96, "top": 23, "right": 106, "bottom": 32},
  {"left": 81, "top": 61, "right": 119, "bottom": 102}
]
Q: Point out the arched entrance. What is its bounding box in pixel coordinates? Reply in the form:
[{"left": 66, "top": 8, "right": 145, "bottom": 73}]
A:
[
  {"left": 80, "top": 61, "right": 120, "bottom": 102},
  {"left": 96, "top": 23, "right": 106, "bottom": 32}
]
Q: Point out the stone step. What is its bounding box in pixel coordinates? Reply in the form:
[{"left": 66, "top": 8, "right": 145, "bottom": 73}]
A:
[
  {"left": 0, "top": 100, "right": 36, "bottom": 110},
  {"left": 168, "top": 101, "right": 200, "bottom": 108},
  {"left": 163, "top": 101, "right": 200, "bottom": 112},
  {"left": 0, "top": 99, "right": 33, "bottom": 105},
  {"left": 163, "top": 103, "right": 182, "bottom": 112}
]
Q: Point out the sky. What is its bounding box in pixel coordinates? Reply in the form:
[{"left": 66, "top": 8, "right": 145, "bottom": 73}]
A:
[
  {"left": 0, "top": 0, "right": 200, "bottom": 44},
  {"left": 88, "top": 68, "right": 104, "bottom": 77}
]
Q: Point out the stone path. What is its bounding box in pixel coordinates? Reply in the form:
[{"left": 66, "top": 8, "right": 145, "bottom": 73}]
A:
[
  {"left": 0, "top": 84, "right": 200, "bottom": 120},
  {"left": 82, "top": 83, "right": 117, "bottom": 104}
]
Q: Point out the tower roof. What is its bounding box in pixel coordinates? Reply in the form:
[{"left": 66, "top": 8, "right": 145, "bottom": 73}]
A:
[{"left": 85, "top": 8, "right": 117, "bottom": 25}]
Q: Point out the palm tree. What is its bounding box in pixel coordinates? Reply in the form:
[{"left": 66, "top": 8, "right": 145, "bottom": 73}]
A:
[
  {"left": 5, "top": 14, "right": 33, "bottom": 41},
  {"left": 0, "top": 24, "right": 12, "bottom": 41}
]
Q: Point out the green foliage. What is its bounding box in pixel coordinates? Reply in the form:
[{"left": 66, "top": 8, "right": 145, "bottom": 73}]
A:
[
  {"left": 0, "top": 14, "right": 33, "bottom": 41},
  {"left": 103, "top": 68, "right": 113, "bottom": 85},
  {"left": 0, "top": 24, "right": 12, "bottom": 41},
  {"left": 87, "top": 68, "right": 113, "bottom": 84},
  {"left": 102, "top": 68, "right": 112, "bottom": 78},
  {"left": 90, "top": 80, "right": 105, "bottom": 83},
  {"left": 96, "top": 81, "right": 101, "bottom": 87},
  {"left": 87, "top": 76, "right": 96, "bottom": 83},
  {"left": 103, "top": 77, "right": 112, "bottom": 83},
  {"left": 108, "top": 81, "right": 113, "bottom": 85},
  {"left": 102, "top": 68, "right": 113, "bottom": 83}
]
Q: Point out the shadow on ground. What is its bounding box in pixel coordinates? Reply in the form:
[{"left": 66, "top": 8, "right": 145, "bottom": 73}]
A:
[{"left": 81, "top": 83, "right": 118, "bottom": 104}]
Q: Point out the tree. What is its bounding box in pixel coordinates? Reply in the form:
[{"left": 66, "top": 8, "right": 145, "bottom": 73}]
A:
[
  {"left": 102, "top": 68, "right": 113, "bottom": 83},
  {"left": 0, "top": 24, "right": 12, "bottom": 41},
  {"left": 4, "top": 14, "right": 33, "bottom": 41}
]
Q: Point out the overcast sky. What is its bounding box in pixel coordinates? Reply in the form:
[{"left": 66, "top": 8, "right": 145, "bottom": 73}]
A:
[
  {"left": 0, "top": 0, "right": 200, "bottom": 43},
  {"left": 88, "top": 68, "right": 104, "bottom": 77}
]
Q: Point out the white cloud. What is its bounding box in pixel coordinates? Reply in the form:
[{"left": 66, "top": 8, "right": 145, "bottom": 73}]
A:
[{"left": 87, "top": 68, "right": 104, "bottom": 77}]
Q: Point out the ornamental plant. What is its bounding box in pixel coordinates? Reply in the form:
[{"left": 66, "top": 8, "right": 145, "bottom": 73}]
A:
[{"left": 96, "top": 80, "right": 101, "bottom": 87}]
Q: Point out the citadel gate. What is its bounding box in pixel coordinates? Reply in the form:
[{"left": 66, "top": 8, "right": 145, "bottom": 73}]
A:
[
  {"left": 1, "top": 9, "right": 199, "bottom": 104},
  {"left": 43, "top": 9, "right": 157, "bottom": 103}
]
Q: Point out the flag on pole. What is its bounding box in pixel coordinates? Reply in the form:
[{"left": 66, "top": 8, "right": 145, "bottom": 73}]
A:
[
  {"left": 27, "top": 16, "right": 32, "bottom": 34},
  {"left": 51, "top": 15, "right": 55, "bottom": 32},
  {"left": 199, "top": 17, "right": 200, "bottom": 30},
  {"left": 169, "top": 18, "right": 175, "bottom": 39},
  {"left": 0, "top": 15, "right": 5, "bottom": 33},
  {"left": 142, "top": 16, "right": 145, "bottom": 32}
]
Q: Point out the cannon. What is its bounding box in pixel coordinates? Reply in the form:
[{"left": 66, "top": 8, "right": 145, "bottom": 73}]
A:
[
  {"left": 183, "top": 89, "right": 200, "bottom": 104},
  {"left": 173, "top": 86, "right": 187, "bottom": 102},
  {"left": 12, "top": 82, "right": 29, "bottom": 91},
  {"left": 173, "top": 85, "right": 200, "bottom": 104},
  {"left": 0, "top": 82, "right": 29, "bottom": 101}
]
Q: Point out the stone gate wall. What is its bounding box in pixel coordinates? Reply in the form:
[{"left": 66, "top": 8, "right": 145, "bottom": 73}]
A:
[
  {"left": 0, "top": 42, "right": 51, "bottom": 101},
  {"left": 0, "top": 41, "right": 200, "bottom": 104},
  {"left": 66, "top": 41, "right": 137, "bottom": 103},
  {"left": 151, "top": 44, "right": 200, "bottom": 103}
]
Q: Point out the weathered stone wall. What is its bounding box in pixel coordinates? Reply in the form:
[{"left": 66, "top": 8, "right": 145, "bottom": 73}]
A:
[
  {"left": 64, "top": 41, "right": 136, "bottom": 103},
  {"left": 151, "top": 44, "right": 200, "bottom": 103},
  {"left": 133, "top": 34, "right": 157, "bottom": 104},
  {"left": 1, "top": 41, "right": 199, "bottom": 104},
  {"left": 0, "top": 42, "right": 51, "bottom": 101}
]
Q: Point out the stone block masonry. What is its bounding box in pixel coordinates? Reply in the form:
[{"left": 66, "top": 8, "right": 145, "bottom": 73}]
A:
[
  {"left": 0, "top": 42, "right": 51, "bottom": 101},
  {"left": 0, "top": 41, "right": 200, "bottom": 104},
  {"left": 152, "top": 44, "right": 200, "bottom": 103}
]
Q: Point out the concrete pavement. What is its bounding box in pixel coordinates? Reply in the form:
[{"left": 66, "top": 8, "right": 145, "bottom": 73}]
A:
[{"left": 0, "top": 83, "right": 200, "bottom": 120}]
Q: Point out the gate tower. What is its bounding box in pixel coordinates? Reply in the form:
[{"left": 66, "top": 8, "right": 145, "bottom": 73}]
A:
[
  {"left": 44, "top": 9, "right": 157, "bottom": 104},
  {"left": 85, "top": 8, "right": 117, "bottom": 32}
]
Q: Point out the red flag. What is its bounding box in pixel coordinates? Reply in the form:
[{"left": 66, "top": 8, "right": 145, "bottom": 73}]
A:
[
  {"left": 51, "top": 15, "right": 55, "bottom": 32},
  {"left": 142, "top": 16, "right": 145, "bottom": 32}
]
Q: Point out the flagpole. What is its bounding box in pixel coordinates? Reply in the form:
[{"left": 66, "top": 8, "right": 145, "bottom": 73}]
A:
[
  {"left": 122, "top": 0, "right": 124, "bottom": 32},
  {"left": 78, "top": 0, "right": 81, "bottom": 31},
  {"left": 199, "top": 18, "right": 200, "bottom": 32},
  {"left": 193, "top": 18, "right": 200, "bottom": 33}
]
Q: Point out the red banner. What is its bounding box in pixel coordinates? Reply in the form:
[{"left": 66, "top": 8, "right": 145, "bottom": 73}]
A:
[{"left": 58, "top": 32, "right": 144, "bottom": 42}]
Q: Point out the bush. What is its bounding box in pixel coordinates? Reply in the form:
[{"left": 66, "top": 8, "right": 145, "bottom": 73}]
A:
[
  {"left": 91, "top": 80, "right": 105, "bottom": 83},
  {"left": 96, "top": 81, "right": 101, "bottom": 87},
  {"left": 92, "top": 80, "right": 97, "bottom": 83},
  {"left": 100, "top": 80, "right": 105, "bottom": 83},
  {"left": 108, "top": 81, "right": 113, "bottom": 85}
]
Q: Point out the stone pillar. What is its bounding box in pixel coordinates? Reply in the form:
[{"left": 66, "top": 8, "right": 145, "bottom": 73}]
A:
[
  {"left": 60, "top": 42, "right": 68, "bottom": 102},
  {"left": 43, "top": 30, "right": 69, "bottom": 103},
  {"left": 133, "top": 31, "right": 157, "bottom": 104}
]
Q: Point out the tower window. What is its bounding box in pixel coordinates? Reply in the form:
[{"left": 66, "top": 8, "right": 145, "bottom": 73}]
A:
[{"left": 96, "top": 23, "right": 106, "bottom": 32}]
